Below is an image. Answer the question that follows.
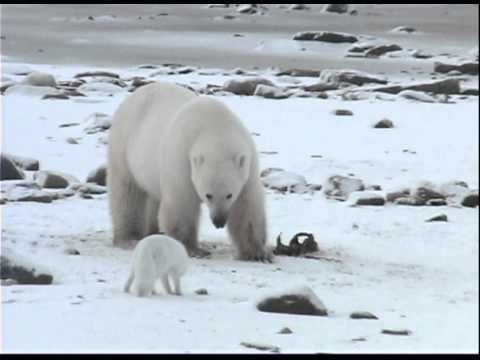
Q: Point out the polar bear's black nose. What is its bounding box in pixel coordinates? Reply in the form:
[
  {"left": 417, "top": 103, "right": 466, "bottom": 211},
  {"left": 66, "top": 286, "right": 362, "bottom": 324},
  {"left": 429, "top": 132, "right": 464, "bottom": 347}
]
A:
[{"left": 212, "top": 215, "right": 227, "bottom": 228}]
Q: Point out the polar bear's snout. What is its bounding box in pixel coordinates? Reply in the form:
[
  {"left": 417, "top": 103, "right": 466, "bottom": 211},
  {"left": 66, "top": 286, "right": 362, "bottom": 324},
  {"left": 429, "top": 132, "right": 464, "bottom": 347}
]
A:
[{"left": 212, "top": 213, "right": 228, "bottom": 228}]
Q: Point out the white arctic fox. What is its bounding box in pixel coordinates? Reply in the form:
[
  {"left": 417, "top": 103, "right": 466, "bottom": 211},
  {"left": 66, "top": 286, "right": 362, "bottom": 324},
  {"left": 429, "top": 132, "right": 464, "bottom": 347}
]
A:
[{"left": 124, "top": 234, "right": 189, "bottom": 297}]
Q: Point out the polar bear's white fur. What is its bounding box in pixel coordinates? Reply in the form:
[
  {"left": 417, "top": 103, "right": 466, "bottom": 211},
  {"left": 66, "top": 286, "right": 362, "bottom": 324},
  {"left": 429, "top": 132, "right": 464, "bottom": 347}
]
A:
[
  {"left": 124, "top": 234, "right": 188, "bottom": 297},
  {"left": 108, "top": 82, "right": 270, "bottom": 261}
]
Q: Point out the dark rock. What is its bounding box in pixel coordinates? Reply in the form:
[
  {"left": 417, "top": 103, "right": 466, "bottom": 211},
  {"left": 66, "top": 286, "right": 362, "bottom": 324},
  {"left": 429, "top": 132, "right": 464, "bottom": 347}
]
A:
[
  {"left": 333, "top": 109, "right": 353, "bottom": 116},
  {"left": 373, "top": 119, "right": 394, "bottom": 128},
  {"left": 237, "top": 4, "right": 257, "bottom": 14},
  {"left": 394, "top": 197, "right": 426, "bottom": 206},
  {"left": 65, "top": 247, "right": 81, "bottom": 255},
  {"left": 413, "top": 185, "right": 446, "bottom": 202},
  {"left": 42, "top": 93, "right": 69, "bottom": 100},
  {"left": 434, "top": 62, "right": 478, "bottom": 75},
  {"left": 319, "top": 69, "right": 387, "bottom": 86},
  {"left": 223, "top": 77, "right": 274, "bottom": 96},
  {"left": 426, "top": 214, "right": 448, "bottom": 222},
  {"left": 293, "top": 31, "right": 358, "bottom": 43},
  {"left": 347, "top": 191, "right": 386, "bottom": 206},
  {"left": 240, "top": 342, "right": 280, "bottom": 353},
  {"left": 278, "top": 327, "right": 293, "bottom": 334},
  {"left": 86, "top": 165, "right": 107, "bottom": 186},
  {"left": 195, "top": 288, "right": 208, "bottom": 295},
  {"left": 260, "top": 167, "right": 284, "bottom": 178},
  {"left": 3, "top": 154, "right": 39, "bottom": 171},
  {"left": 1, "top": 255, "right": 53, "bottom": 285},
  {"left": 381, "top": 329, "right": 412, "bottom": 336},
  {"left": 391, "top": 26, "right": 416, "bottom": 33},
  {"left": 59, "top": 122, "right": 80, "bottom": 128},
  {"left": 350, "top": 311, "right": 378, "bottom": 320},
  {"left": 426, "top": 199, "right": 447, "bottom": 206},
  {"left": 303, "top": 82, "right": 338, "bottom": 92},
  {"left": 461, "top": 88, "right": 479, "bottom": 96},
  {"left": 324, "top": 175, "right": 365, "bottom": 201},
  {"left": 461, "top": 190, "right": 479, "bottom": 208},
  {"left": 257, "top": 287, "right": 328, "bottom": 316},
  {"left": 323, "top": 4, "right": 349, "bottom": 14},
  {"left": 35, "top": 171, "right": 70, "bottom": 189},
  {"left": 372, "top": 78, "right": 461, "bottom": 95},
  {"left": 348, "top": 43, "right": 376, "bottom": 53},
  {"left": 74, "top": 71, "right": 120, "bottom": 79},
  {"left": 365, "top": 44, "right": 402, "bottom": 58},
  {"left": 276, "top": 69, "right": 321, "bottom": 77},
  {"left": 1, "top": 155, "right": 25, "bottom": 180}
]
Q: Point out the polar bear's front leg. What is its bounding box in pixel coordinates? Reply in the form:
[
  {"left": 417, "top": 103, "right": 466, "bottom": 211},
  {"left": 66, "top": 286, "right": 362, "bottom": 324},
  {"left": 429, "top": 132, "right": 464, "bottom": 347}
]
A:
[
  {"left": 158, "top": 199, "right": 205, "bottom": 257},
  {"left": 227, "top": 179, "right": 272, "bottom": 262}
]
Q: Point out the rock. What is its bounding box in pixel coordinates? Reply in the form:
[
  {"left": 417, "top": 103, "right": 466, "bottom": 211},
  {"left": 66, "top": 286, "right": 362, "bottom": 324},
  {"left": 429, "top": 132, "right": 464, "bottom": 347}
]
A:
[
  {"left": 207, "top": 4, "right": 229, "bottom": 8},
  {"left": 323, "top": 4, "right": 349, "bottom": 14},
  {"left": 254, "top": 84, "right": 290, "bottom": 99},
  {"left": 66, "top": 137, "right": 79, "bottom": 145},
  {"left": 373, "top": 78, "right": 461, "bottom": 95},
  {"left": 289, "top": 4, "right": 308, "bottom": 10},
  {"left": 278, "top": 327, "right": 293, "bottom": 334},
  {"left": 350, "top": 311, "right": 378, "bottom": 320},
  {"left": 4, "top": 84, "right": 61, "bottom": 98},
  {"left": 391, "top": 26, "right": 416, "bottom": 33},
  {"left": 1, "top": 278, "right": 19, "bottom": 286},
  {"left": 70, "top": 183, "right": 107, "bottom": 195},
  {"left": 302, "top": 82, "right": 338, "bottom": 92},
  {"left": 365, "top": 44, "right": 402, "bottom": 58},
  {"left": 22, "top": 71, "right": 57, "bottom": 87},
  {"left": 426, "top": 214, "right": 448, "bottom": 222},
  {"left": 223, "top": 77, "right": 274, "bottom": 96},
  {"left": 240, "top": 342, "right": 280, "bottom": 353},
  {"left": 347, "top": 42, "right": 376, "bottom": 53},
  {"left": 257, "top": 286, "right": 328, "bottom": 316},
  {"left": 0, "top": 180, "right": 41, "bottom": 192},
  {"left": 439, "top": 181, "right": 469, "bottom": 200},
  {"left": 273, "top": 232, "right": 318, "bottom": 256},
  {"left": 381, "top": 329, "right": 412, "bottom": 336},
  {"left": 293, "top": 31, "right": 358, "bottom": 43},
  {"left": 35, "top": 171, "right": 72, "bottom": 189},
  {"left": 74, "top": 71, "right": 120, "bottom": 79},
  {"left": 434, "top": 62, "right": 478, "bottom": 76},
  {"left": 0, "top": 255, "right": 53, "bottom": 285},
  {"left": 411, "top": 50, "right": 433, "bottom": 59},
  {"left": 260, "top": 167, "right": 284, "bottom": 178},
  {"left": 398, "top": 90, "right": 437, "bottom": 103},
  {"left": 333, "top": 109, "right": 353, "bottom": 116},
  {"left": 1, "top": 155, "right": 25, "bottom": 180},
  {"left": 386, "top": 190, "right": 410, "bottom": 203},
  {"left": 195, "top": 288, "right": 208, "bottom": 295},
  {"left": 276, "top": 69, "right": 321, "bottom": 77},
  {"left": 461, "top": 190, "right": 479, "bottom": 208},
  {"left": 347, "top": 191, "right": 386, "bottom": 206},
  {"left": 261, "top": 170, "right": 308, "bottom": 193},
  {"left": 42, "top": 93, "right": 70, "bottom": 100},
  {"left": 426, "top": 199, "right": 447, "bottom": 206},
  {"left": 237, "top": 4, "right": 257, "bottom": 14},
  {"left": 319, "top": 69, "right": 387, "bottom": 86},
  {"left": 461, "top": 88, "right": 479, "bottom": 96},
  {"left": 86, "top": 164, "right": 107, "bottom": 186},
  {"left": 79, "top": 193, "right": 94, "bottom": 200},
  {"left": 394, "top": 197, "right": 425, "bottom": 206},
  {"left": 65, "top": 247, "right": 81, "bottom": 255},
  {"left": 84, "top": 112, "right": 112, "bottom": 134},
  {"left": 0, "top": 81, "right": 16, "bottom": 94},
  {"left": 78, "top": 82, "right": 123, "bottom": 94},
  {"left": 324, "top": 175, "right": 365, "bottom": 201},
  {"left": 3, "top": 188, "right": 54, "bottom": 203},
  {"left": 412, "top": 184, "right": 446, "bottom": 202},
  {"left": 373, "top": 119, "right": 394, "bottom": 128}
]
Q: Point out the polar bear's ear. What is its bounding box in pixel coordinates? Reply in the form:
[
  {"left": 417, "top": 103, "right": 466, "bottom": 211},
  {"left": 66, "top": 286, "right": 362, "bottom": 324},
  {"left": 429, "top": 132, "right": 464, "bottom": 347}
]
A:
[{"left": 193, "top": 155, "right": 204, "bottom": 167}]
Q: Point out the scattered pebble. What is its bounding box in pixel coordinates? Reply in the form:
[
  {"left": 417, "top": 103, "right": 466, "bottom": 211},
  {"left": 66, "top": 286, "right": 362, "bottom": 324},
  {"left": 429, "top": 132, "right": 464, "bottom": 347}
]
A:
[
  {"left": 278, "top": 327, "right": 293, "bottom": 334},
  {"left": 381, "top": 329, "right": 412, "bottom": 336},
  {"left": 195, "top": 288, "right": 208, "bottom": 295},
  {"left": 350, "top": 311, "right": 379, "bottom": 320},
  {"left": 426, "top": 214, "right": 448, "bottom": 222}
]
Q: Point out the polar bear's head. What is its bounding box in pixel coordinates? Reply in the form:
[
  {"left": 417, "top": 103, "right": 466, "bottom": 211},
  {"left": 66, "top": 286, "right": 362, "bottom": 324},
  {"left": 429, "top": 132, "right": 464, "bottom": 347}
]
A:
[{"left": 190, "top": 152, "right": 250, "bottom": 228}]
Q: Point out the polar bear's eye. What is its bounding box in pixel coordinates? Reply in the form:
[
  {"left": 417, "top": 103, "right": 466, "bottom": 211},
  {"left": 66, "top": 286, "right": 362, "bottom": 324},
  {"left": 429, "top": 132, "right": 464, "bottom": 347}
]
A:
[
  {"left": 206, "top": 194, "right": 213, "bottom": 200},
  {"left": 226, "top": 194, "right": 232, "bottom": 199}
]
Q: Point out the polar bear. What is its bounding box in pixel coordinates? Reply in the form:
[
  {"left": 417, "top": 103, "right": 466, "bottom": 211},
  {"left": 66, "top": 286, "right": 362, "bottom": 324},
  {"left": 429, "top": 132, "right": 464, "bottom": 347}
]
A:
[
  {"left": 107, "top": 82, "right": 270, "bottom": 261},
  {"left": 124, "top": 234, "right": 188, "bottom": 297}
]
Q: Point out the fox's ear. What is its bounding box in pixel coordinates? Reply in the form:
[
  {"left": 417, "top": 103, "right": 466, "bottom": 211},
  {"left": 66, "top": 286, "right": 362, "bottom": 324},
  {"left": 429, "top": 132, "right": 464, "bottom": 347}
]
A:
[{"left": 192, "top": 155, "right": 204, "bottom": 167}]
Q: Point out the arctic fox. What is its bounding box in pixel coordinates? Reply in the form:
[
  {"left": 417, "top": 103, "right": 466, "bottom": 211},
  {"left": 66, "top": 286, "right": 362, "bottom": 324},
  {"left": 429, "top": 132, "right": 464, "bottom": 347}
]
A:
[{"left": 124, "top": 234, "right": 189, "bottom": 297}]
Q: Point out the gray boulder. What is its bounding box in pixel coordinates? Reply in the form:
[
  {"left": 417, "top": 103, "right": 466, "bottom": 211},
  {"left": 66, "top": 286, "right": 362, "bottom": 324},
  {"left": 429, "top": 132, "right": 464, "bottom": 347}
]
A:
[
  {"left": 4, "top": 154, "right": 40, "bottom": 171},
  {"left": 461, "top": 190, "right": 479, "bottom": 208},
  {"left": 1, "top": 155, "right": 25, "bottom": 180},
  {"left": 365, "top": 44, "right": 402, "bottom": 58},
  {"left": 86, "top": 164, "right": 107, "bottom": 186},
  {"left": 434, "top": 62, "right": 478, "bottom": 76},
  {"left": 223, "top": 77, "right": 274, "bottom": 96},
  {"left": 323, "top": 4, "right": 349, "bottom": 14},
  {"left": 22, "top": 71, "right": 57, "bottom": 87},
  {"left": 254, "top": 84, "right": 290, "bottom": 99},
  {"left": 324, "top": 175, "right": 365, "bottom": 201},
  {"left": 35, "top": 171, "right": 79, "bottom": 189},
  {"left": 319, "top": 69, "right": 387, "bottom": 86}
]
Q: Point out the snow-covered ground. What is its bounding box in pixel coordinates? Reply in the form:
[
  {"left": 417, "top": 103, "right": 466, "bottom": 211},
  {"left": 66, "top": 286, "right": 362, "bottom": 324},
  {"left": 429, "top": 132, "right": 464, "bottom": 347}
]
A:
[{"left": 1, "top": 4, "right": 478, "bottom": 354}]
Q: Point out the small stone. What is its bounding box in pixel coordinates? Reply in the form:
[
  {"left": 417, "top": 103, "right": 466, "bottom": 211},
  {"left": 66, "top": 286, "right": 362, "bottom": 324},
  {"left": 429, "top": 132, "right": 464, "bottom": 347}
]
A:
[
  {"left": 351, "top": 337, "right": 367, "bottom": 342},
  {"left": 373, "top": 119, "right": 394, "bottom": 128},
  {"left": 223, "top": 77, "right": 274, "bottom": 96},
  {"left": 394, "top": 197, "right": 425, "bottom": 206},
  {"left": 66, "top": 137, "right": 79, "bottom": 145},
  {"left": 35, "top": 171, "right": 72, "bottom": 189},
  {"left": 426, "top": 214, "right": 448, "bottom": 222},
  {"left": 86, "top": 165, "right": 107, "bottom": 186},
  {"left": 347, "top": 191, "right": 386, "bottom": 206},
  {"left": 278, "top": 327, "right": 293, "bottom": 334},
  {"left": 381, "top": 329, "right": 412, "bottom": 336},
  {"left": 333, "top": 109, "right": 353, "bottom": 116},
  {"left": 323, "top": 4, "right": 349, "bottom": 14},
  {"left": 386, "top": 190, "right": 410, "bottom": 202},
  {"left": 426, "top": 199, "right": 447, "bottom": 206},
  {"left": 240, "top": 342, "right": 280, "bottom": 353},
  {"left": 350, "top": 311, "right": 378, "bottom": 320},
  {"left": 80, "top": 193, "right": 93, "bottom": 200},
  {"left": 65, "top": 247, "right": 81, "bottom": 255},
  {"left": 461, "top": 190, "right": 479, "bottom": 208},
  {"left": 365, "top": 44, "right": 402, "bottom": 58},
  {"left": 195, "top": 288, "right": 208, "bottom": 295}
]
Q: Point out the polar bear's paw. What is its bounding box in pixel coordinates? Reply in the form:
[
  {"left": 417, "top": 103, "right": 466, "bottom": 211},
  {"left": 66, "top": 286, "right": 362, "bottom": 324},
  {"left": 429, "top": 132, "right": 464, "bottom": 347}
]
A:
[
  {"left": 188, "top": 246, "right": 212, "bottom": 259},
  {"left": 237, "top": 247, "right": 274, "bottom": 263}
]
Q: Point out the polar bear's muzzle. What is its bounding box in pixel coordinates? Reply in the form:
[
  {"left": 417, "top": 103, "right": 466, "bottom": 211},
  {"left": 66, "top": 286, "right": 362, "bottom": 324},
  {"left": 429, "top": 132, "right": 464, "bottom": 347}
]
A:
[{"left": 212, "top": 214, "right": 227, "bottom": 228}]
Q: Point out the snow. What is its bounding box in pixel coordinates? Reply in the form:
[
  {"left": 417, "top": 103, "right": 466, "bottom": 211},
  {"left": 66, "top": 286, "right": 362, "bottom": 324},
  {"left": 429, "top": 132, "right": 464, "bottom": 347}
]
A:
[{"left": 1, "top": 4, "right": 479, "bottom": 352}]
